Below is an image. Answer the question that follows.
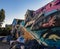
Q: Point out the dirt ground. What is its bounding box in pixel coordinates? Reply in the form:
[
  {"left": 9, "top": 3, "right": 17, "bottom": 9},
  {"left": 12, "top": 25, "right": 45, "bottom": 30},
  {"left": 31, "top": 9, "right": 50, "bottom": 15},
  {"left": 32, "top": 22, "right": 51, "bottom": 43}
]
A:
[{"left": 0, "top": 42, "right": 10, "bottom": 49}]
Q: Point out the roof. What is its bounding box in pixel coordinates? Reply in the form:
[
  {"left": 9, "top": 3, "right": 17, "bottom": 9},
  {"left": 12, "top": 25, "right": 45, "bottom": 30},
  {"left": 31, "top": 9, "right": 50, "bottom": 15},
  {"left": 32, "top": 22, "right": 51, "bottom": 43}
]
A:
[{"left": 12, "top": 18, "right": 24, "bottom": 26}]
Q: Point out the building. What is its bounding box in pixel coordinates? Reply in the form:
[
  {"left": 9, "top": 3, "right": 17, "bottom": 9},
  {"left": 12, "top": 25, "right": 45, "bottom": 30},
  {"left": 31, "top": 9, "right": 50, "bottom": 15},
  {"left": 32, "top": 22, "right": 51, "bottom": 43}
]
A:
[
  {"left": 12, "top": 19, "right": 24, "bottom": 27},
  {"left": 24, "top": 0, "right": 60, "bottom": 47}
]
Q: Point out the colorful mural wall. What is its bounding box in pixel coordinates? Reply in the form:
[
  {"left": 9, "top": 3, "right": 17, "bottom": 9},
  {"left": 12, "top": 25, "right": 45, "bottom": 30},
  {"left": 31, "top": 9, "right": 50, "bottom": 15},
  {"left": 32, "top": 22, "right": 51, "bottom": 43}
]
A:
[{"left": 23, "top": 0, "right": 60, "bottom": 47}]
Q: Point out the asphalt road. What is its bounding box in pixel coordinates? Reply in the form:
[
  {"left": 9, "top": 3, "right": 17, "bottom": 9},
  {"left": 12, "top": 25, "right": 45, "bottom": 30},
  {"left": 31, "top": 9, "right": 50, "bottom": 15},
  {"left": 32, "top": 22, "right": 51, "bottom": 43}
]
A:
[{"left": 0, "top": 42, "right": 10, "bottom": 49}]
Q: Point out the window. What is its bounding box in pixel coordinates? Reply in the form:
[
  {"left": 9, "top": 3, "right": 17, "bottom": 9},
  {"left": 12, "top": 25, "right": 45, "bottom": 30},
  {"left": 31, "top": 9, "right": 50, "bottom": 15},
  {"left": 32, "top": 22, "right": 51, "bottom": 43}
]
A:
[{"left": 50, "top": 4, "right": 52, "bottom": 7}]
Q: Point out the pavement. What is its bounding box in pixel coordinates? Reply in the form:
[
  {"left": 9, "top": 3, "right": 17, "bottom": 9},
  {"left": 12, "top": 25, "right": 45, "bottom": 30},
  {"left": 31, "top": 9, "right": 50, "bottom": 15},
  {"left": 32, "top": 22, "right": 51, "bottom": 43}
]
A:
[{"left": 0, "top": 42, "right": 10, "bottom": 49}]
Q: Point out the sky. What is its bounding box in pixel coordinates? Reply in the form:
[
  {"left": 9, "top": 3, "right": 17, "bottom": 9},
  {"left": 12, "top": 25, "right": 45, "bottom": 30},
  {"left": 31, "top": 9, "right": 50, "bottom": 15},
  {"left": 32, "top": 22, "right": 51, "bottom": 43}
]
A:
[{"left": 0, "top": 0, "right": 53, "bottom": 27}]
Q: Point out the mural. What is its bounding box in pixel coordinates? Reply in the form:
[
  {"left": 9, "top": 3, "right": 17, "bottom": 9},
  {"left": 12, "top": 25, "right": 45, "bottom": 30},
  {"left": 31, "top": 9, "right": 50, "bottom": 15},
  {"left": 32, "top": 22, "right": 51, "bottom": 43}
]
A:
[
  {"left": 11, "top": 0, "right": 60, "bottom": 47},
  {"left": 23, "top": 0, "right": 60, "bottom": 47}
]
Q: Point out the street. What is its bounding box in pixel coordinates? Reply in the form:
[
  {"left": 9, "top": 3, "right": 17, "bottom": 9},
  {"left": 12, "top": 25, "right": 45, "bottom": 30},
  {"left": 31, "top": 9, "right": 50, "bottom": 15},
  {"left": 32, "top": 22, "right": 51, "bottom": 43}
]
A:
[{"left": 0, "top": 42, "right": 10, "bottom": 49}]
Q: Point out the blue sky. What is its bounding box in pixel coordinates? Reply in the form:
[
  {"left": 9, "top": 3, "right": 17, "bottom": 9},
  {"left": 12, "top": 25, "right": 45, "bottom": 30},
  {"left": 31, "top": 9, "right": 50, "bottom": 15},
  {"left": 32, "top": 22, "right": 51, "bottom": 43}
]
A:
[{"left": 0, "top": 0, "right": 53, "bottom": 27}]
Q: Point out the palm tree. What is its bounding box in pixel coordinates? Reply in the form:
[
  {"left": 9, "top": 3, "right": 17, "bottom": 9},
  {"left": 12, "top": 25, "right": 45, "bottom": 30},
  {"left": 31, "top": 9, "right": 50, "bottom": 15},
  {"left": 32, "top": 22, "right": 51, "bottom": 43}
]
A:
[{"left": 0, "top": 9, "right": 5, "bottom": 27}]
